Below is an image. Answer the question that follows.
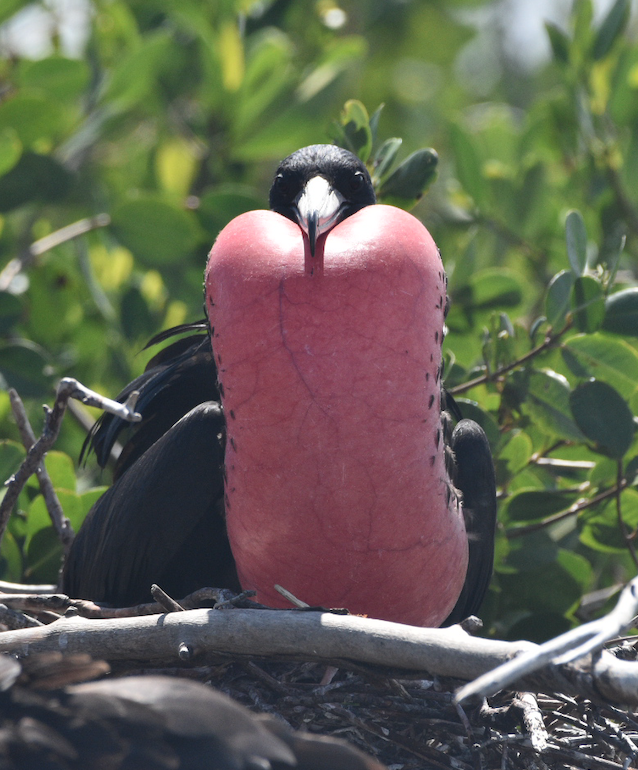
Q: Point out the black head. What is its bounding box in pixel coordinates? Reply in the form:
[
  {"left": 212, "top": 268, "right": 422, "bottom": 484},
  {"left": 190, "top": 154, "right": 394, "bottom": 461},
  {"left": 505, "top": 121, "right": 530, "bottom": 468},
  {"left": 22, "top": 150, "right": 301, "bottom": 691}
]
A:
[{"left": 269, "top": 144, "right": 376, "bottom": 256}]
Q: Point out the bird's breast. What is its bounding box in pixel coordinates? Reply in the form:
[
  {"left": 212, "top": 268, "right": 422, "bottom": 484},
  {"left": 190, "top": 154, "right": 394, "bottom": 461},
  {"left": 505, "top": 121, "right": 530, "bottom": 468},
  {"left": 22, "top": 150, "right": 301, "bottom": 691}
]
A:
[{"left": 205, "top": 205, "right": 468, "bottom": 626}]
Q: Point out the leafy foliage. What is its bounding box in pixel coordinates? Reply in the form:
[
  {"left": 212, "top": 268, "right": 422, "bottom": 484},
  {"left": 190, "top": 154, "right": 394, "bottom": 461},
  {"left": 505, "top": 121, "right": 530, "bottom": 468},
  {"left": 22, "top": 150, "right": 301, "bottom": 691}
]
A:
[{"left": 0, "top": 0, "right": 637, "bottom": 642}]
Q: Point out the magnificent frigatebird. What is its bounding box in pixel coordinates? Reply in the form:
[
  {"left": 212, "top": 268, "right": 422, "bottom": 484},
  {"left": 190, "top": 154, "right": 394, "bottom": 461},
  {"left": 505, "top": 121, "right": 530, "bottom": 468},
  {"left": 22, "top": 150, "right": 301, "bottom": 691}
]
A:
[{"left": 63, "top": 145, "right": 496, "bottom": 627}]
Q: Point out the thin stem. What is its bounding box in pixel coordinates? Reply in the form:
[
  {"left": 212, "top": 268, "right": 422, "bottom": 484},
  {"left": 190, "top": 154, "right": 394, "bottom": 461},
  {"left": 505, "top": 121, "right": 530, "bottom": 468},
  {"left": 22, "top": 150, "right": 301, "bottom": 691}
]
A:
[
  {"left": 616, "top": 459, "right": 638, "bottom": 571},
  {"left": 507, "top": 478, "right": 628, "bottom": 538},
  {"left": 9, "top": 390, "right": 75, "bottom": 555},
  {"left": 0, "top": 379, "right": 140, "bottom": 549},
  {"left": 0, "top": 213, "right": 111, "bottom": 292},
  {"left": 448, "top": 322, "right": 572, "bottom": 396}
]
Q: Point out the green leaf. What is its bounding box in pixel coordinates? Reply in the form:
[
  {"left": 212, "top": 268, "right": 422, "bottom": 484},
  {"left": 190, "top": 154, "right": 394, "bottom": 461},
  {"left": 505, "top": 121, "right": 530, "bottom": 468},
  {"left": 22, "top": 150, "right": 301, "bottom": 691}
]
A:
[
  {"left": 0, "top": 152, "right": 74, "bottom": 213},
  {"left": 44, "top": 451, "right": 77, "bottom": 492},
  {"left": 562, "top": 333, "right": 638, "bottom": 400},
  {"left": 565, "top": 209, "right": 588, "bottom": 276},
  {"left": 0, "top": 94, "right": 65, "bottom": 148},
  {"left": 197, "top": 185, "right": 263, "bottom": 237},
  {"left": 377, "top": 148, "right": 438, "bottom": 209},
  {"left": 0, "top": 291, "right": 22, "bottom": 335},
  {"left": 19, "top": 57, "right": 90, "bottom": 101},
  {"left": 570, "top": 380, "right": 634, "bottom": 458},
  {"left": 102, "top": 31, "right": 173, "bottom": 109},
  {"left": 371, "top": 137, "right": 402, "bottom": 183},
  {"left": 592, "top": 0, "right": 630, "bottom": 60},
  {"left": 24, "top": 527, "right": 61, "bottom": 583},
  {"left": 0, "top": 0, "right": 31, "bottom": 25},
  {"left": 449, "top": 122, "right": 486, "bottom": 206},
  {"left": 468, "top": 269, "right": 523, "bottom": 309},
  {"left": 526, "top": 370, "right": 584, "bottom": 442},
  {"left": 0, "top": 531, "right": 22, "bottom": 582},
  {"left": 570, "top": 275, "right": 605, "bottom": 333},
  {"left": 545, "top": 21, "right": 570, "bottom": 64},
  {"left": 368, "top": 103, "right": 384, "bottom": 146},
  {"left": 337, "top": 100, "right": 372, "bottom": 163},
  {"left": 580, "top": 489, "right": 638, "bottom": 552},
  {"left": 498, "top": 431, "right": 533, "bottom": 476},
  {"left": 505, "top": 489, "right": 577, "bottom": 523},
  {"left": 0, "top": 340, "right": 54, "bottom": 398},
  {"left": 0, "top": 128, "right": 21, "bottom": 177},
  {"left": 455, "top": 399, "right": 500, "bottom": 450},
  {"left": 0, "top": 440, "right": 25, "bottom": 489},
  {"left": 602, "top": 288, "right": 638, "bottom": 336},
  {"left": 111, "top": 199, "right": 200, "bottom": 265},
  {"left": 546, "top": 270, "right": 575, "bottom": 328}
]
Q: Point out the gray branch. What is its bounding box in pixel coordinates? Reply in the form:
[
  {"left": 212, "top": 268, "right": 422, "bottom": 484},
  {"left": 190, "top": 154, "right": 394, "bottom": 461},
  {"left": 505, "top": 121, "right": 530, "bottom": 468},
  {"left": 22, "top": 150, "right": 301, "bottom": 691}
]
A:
[{"left": 0, "top": 379, "right": 141, "bottom": 548}]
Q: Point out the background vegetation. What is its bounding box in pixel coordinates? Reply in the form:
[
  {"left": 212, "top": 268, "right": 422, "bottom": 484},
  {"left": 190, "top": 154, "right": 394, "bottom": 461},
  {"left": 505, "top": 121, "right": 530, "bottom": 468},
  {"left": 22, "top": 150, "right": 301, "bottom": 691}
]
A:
[{"left": 0, "top": 0, "right": 637, "bottom": 642}]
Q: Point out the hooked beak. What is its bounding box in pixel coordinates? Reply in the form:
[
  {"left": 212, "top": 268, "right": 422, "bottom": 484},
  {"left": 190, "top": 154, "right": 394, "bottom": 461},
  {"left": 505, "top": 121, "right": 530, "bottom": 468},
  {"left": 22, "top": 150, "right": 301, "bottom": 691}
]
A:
[{"left": 293, "top": 176, "right": 345, "bottom": 257}]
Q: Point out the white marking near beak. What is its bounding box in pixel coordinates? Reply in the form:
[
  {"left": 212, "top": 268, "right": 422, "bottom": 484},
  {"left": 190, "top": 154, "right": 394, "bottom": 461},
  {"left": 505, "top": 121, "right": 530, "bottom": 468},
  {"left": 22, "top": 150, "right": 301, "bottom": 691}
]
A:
[{"left": 294, "top": 176, "right": 345, "bottom": 256}]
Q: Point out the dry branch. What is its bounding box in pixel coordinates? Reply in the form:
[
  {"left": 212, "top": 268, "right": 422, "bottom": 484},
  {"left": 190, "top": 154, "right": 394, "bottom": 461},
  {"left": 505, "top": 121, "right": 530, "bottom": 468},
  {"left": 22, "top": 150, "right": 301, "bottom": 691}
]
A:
[
  {"left": 9, "top": 389, "right": 74, "bottom": 554},
  {"left": 0, "top": 607, "right": 636, "bottom": 704},
  {"left": 0, "top": 379, "right": 141, "bottom": 547},
  {"left": 456, "top": 575, "right": 638, "bottom": 704}
]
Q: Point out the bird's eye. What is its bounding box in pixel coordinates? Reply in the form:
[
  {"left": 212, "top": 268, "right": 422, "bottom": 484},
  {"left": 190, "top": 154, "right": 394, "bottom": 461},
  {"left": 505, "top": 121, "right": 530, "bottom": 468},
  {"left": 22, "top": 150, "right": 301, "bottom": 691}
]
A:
[
  {"left": 275, "top": 174, "right": 289, "bottom": 194},
  {"left": 350, "top": 172, "right": 364, "bottom": 192}
]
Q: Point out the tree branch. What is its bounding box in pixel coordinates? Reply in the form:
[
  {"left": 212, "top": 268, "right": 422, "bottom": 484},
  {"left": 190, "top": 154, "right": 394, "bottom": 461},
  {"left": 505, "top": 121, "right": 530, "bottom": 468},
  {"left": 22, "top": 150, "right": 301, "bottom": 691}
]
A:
[
  {"left": 0, "top": 379, "right": 141, "bottom": 548},
  {"left": 9, "top": 389, "right": 75, "bottom": 555},
  {"left": 0, "top": 214, "right": 111, "bottom": 291}
]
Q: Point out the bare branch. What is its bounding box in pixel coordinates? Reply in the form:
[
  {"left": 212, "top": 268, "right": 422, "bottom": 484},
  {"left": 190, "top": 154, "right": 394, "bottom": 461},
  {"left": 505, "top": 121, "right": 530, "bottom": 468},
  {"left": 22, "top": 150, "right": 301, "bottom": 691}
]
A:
[
  {"left": 448, "top": 323, "right": 572, "bottom": 396},
  {"left": 455, "top": 575, "right": 638, "bottom": 704},
  {"left": 9, "top": 389, "right": 75, "bottom": 554},
  {"left": 0, "top": 214, "right": 111, "bottom": 291},
  {"left": 0, "top": 379, "right": 141, "bottom": 548}
]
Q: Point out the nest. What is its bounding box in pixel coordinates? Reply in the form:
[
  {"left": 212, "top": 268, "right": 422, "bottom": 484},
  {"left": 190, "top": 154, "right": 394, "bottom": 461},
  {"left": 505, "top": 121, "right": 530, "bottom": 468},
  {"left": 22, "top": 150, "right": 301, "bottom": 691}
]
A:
[{"left": 110, "top": 644, "right": 638, "bottom": 770}]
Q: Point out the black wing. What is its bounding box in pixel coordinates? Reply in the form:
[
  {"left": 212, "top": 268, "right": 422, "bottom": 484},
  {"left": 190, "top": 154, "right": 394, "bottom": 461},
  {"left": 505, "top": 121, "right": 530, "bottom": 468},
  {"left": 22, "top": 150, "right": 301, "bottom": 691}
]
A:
[
  {"left": 442, "top": 417, "right": 497, "bottom": 626},
  {"left": 82, "top": 322, "right": 216, "bottom": 480},
  {"left": 63, "top": 401, "right": 238, "bottom": 605}
]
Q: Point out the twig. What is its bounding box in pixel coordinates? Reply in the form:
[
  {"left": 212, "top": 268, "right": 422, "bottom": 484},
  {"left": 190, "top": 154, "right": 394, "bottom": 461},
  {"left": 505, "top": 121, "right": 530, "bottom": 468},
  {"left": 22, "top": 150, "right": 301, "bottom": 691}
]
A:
[
  {"left": 0, "top": 603, "right": 43, "bottom": 629},
  {"left": 9, "top": 389, "right": 75, "bottom": 555},
  {"left": 0, "top": 581, "right": 56, "bottom": 594},
  {"left": 507, "top": 478, "right": 628, "bottom": 538},
  {"left": 448, "top": 324, "right": 572, "bottom": 396},
  {"left": 455, "top": 575, "right": 638, "bottom": 704},
  {"left": 0, "top": 379, "right": 141, "bottom": 548},
  {"left": 0, "top": 214, "right": 111, "bottom": 291},
  {"left": 513, "top": 692, "right": 548, "bottom": 753},
  {"left": 616, "top": 459, "right": 638, "bottom": 570},
  {"left": 151, "top": 584, "right": 184, "bottom": 613}
]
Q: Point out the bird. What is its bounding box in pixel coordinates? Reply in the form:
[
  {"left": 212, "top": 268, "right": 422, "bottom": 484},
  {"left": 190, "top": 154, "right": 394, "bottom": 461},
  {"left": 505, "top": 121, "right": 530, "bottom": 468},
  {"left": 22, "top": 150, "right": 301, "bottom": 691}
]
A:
[
  {"left": 0, "top": 653, "right": 386, "bottom": 769},
  {"left": 62, "top": 144, "right": 496, "bottom": 627}
]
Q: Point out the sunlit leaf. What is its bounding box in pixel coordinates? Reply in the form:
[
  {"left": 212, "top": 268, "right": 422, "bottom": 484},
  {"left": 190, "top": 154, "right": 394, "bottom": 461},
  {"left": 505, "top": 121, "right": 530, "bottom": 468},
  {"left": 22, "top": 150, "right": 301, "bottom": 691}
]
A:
[
  {"left": 580, "top": 489, "right": 638, "bottom": 552},
  {"left": 19, "top": 57, "right": 90, "bottom": 100},
  {"left": 570, "top": 275, "right": 605, "bottom": 332},
  {"left": 562, "top": 333, "right": 638, "bottom": 400},
  {"left": 371, "top": 137, "right": 402, "bottom": 183},
  {"left": 377, "top": 148, "right": 438, "bottom": 209},
  {"left": 337, "top": 100, "right": 372, "bottom": 162},
  {"left": 0, "top": 128, "right": 21, "bottom": 177}
]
